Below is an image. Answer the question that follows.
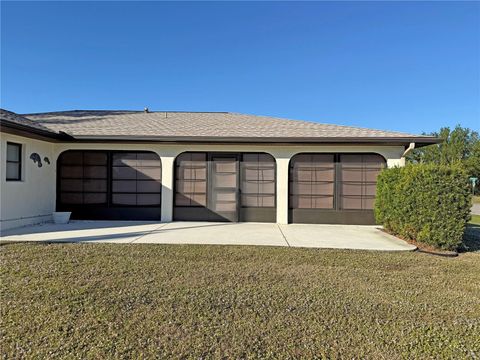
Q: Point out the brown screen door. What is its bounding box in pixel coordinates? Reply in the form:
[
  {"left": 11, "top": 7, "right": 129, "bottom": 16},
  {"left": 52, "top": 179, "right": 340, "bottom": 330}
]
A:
[{"left": 209, "top": 154, "right": 239, "bottom": 222}]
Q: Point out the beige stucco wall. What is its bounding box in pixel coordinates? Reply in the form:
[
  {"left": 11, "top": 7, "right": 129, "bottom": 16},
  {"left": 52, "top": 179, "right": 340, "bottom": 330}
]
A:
[
  {"left": 0, "top": 133, "right": 56, "bottom": 231},
  {"left": 1, "top": 137, "right": 405, "bottom": 230}
]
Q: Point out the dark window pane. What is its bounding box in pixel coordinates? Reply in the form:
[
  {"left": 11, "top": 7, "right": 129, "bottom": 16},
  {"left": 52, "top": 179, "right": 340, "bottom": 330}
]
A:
[
  {"left": 6, "top": 143, "right": 20, "bottom": 162},
  {"left": 137, "top": 180, "right": 161, "bottom": 193},
  {"left": 84, "top": 193, "right": 107, "bottom": 204},
  {"left": 339, "top": 154, "right": 385, "bottom": 210},
  {"left": 341, "top": 196, "right": 362, "bottom": 210},
  {"left": 175, "top": 152, "right": 208, "bottom": 207},
  {"left": 260, "top": 195, "right": 275, "bottom": 207},
  {"left": 60, "top": 193, "right": 83, "bottom": 204},
  {"left": 137, "top": 194, "right": 161, "bottom": 205},
  {"left": 175, "top": 193, "right": 191, "bottom": 206},
  {"left": 60, "top": 152, "right": 83, "bottom": 165},
  {"left": 242, "top": 194, "right": 259, "bottom": 207},
  {"left": 6, "top": 163, "right": 20, "bottom": 180},
  {"left": 364, "top": 197, "right": 375, "bottom": 209},
  {"left": 112, "top": 194, "right": 137, "bottom": 205},
  {"left": 215, "top": 173, "right": 237, "bottom": 187},
  {"left": 240, "top": 153, "right": 275, "bottom": 208},
  {"left": 61, "top": 166, "right": 84, "bottom": 179},
  {"left": 84, "top": 166, "right": 107, "bottom": 179},
  {"left": 137, "top": 167, "right": 161, "bottom": 180},
  {"left": 83, "top": 179, "right": 107, "bottom": 192},
  {"left": 111, "top": 152, "right": 162, "bottom": 207},
  {"left": 6, "top": 143, "right": 22, "bottom": 180},
  {"left": 58, "top": 152, "right": 109, "bottom": 205},
  {"left": 192, "top": 194, "right": 206, "bottom": 206},
  {"left": 112, "top": 166, "right": 137, "bottom": 179},
  {"left": 289, "top": 154, "right": 334, "bottom": 209},
  {"left": 112, "top": 180, "right": 137, "bottom": 193},
  {"left": 58, "top": 151, "right": 161, "bottom": 210},
  {"left": 84, "top": 152, "right": 107, "bottom": 165},
  {"left": 341, "top": 182, "right": 363, "bottom": 196},
  {"left": 313, "top": 196, "right": 334, "bottom": 209},
  {"left": 61, "top": 179, "right": 83, "bottom": 192}
]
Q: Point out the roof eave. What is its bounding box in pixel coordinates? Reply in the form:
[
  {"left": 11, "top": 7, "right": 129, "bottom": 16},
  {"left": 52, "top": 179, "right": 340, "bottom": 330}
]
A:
[
  {"left": 67, "top": 135, "right": 441, "bottom": 146},
  {"left": 0, "top": 120, "right": 74, "bottom": 141}
]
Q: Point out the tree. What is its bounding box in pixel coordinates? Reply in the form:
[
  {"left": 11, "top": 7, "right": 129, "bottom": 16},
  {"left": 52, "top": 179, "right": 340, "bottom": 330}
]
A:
[{"left": 407, "top": 125, "right": 480, "bottom": 193}]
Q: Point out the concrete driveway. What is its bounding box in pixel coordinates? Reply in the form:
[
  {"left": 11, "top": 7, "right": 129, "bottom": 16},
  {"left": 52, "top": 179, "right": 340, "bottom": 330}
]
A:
[{"left": 0, "top": 221, "right": 416, "bottom": 251}]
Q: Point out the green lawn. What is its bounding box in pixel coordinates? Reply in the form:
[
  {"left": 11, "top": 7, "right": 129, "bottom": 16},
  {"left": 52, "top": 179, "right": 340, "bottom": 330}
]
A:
[
  {"left": 1, "top": 244, "right": 479, "bottom": 359},
  {"left": 470, "top": 214, "right": 480, "bottom": 225}
]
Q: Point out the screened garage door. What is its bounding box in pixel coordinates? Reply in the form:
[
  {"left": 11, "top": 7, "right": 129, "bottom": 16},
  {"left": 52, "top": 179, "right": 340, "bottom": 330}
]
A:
[
  {"left": 174, "top": 152, "right": 276, "bottom": 222},
  {"left": 57, "top": 150, "right": 162, "bottom": 220},
  {"left": 289, "top": 153, "right": 385, "bottom": 224}
]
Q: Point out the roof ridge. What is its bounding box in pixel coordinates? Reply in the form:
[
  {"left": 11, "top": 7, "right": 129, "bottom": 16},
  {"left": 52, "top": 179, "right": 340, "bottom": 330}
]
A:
[{"left": 22, "top": 109, "right": 230, "bottom": 115}]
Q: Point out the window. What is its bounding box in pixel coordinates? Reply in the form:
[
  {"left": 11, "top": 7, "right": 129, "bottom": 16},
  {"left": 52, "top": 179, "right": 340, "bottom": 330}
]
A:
[
  {"left": 111, "top": 152, "right": 161, "bottom": 206},
  {"left": 6, "top": 142, "right": 22, "bottom": 181},
  {"left": 289, "top": 153, "right": 386, "bottom": 211},
  {"left": 59, "top": 151, "right": 108, "bottom": 205},
  {"left": 339, "top": 154, "right": 385, "bottom": 210},
  {"left": 175, "top": 152, "right": 207, "bottom": 206},
  {"left": 289, "top": 154, "right": 335, "bottom": 209},
  {"left": 240, "top": 153, "right": 275, "bottom": 207}
]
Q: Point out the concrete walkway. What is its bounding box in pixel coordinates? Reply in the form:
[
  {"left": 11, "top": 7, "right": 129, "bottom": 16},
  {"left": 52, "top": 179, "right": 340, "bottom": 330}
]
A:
[
  {"left": 472, "top": 203, "right": 480, "bottom": 215},
  {"left": 0, "top": 221, "right": 416, "bottom": 251}
]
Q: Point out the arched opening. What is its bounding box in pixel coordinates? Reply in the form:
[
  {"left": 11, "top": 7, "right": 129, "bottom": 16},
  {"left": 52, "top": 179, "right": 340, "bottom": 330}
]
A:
[
  {"left": 174, "top": 152, "right": 276, "bottom": 222},
  {"left": 289, "top": 153, "right": 386, "bottom": 224},
  {"left": 57, "top": 150, "right": 162, "bottom": 220}
]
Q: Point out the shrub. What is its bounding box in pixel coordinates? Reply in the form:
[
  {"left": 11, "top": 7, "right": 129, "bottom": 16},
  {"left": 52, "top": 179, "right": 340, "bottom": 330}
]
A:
[{"left": 375, "top": 163, "right": 471, "bottom": 251}]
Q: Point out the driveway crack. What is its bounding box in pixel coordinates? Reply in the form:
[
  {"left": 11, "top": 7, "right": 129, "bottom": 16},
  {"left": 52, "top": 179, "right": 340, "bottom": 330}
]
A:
[
  {"left": 276, "top": 224, "right": 290, "bottom": 247},
  {"left": 130, "top": 222, "right": 169, "bottom": 243}
]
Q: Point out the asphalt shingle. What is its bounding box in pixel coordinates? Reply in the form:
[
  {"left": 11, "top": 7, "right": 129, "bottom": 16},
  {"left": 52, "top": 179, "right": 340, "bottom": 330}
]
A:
[
  {"left": 23, "top": 110, "right": 423, "bottom": 139},
  {"left": 0, "top": 109, "right": 58, "bottom": 134}
]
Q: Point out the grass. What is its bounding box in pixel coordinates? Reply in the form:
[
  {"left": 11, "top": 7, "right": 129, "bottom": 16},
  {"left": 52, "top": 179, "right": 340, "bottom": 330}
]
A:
[
  {"left": 470, "top": 214, "right": 480, "bottom": 225},
  {"left": 1, "top": 244, "right": 479, "bottom": 359},
  {"left": 472, "top": 196, "right": 480, "bottom": 204}
]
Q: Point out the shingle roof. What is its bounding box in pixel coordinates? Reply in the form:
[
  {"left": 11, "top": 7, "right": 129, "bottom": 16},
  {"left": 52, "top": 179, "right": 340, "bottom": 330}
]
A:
[
  {"left": 0, "top": 108, "right": 58, "bottom": 134},
  {"left": 23, "top": 110, "right": 426, "bottom": 141}
]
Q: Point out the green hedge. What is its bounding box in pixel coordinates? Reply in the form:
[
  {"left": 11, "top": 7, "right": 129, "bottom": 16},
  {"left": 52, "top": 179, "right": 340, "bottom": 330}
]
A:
[{"left": 375, "top": 163, "right": 471, "bottom": 251}]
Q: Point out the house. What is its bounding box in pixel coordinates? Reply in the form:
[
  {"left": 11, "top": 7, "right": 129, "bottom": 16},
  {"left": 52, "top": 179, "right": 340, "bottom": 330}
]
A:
[{"left": 0, "top": 108, "right": 438, "bottom": 231}]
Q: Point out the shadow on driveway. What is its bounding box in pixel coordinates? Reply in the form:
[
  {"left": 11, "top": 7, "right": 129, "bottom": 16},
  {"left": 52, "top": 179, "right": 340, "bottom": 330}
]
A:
[{"left": 0, "top": 221, "right": 239, "bottom": 244}]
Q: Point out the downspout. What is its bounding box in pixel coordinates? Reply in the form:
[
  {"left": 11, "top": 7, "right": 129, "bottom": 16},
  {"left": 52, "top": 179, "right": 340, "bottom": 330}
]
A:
[
  {"left": 402, "top": 142, "right": 416, "bottom": 158},
  {"left": 400, "top": 142, "right": 416, "bottom": 166}
]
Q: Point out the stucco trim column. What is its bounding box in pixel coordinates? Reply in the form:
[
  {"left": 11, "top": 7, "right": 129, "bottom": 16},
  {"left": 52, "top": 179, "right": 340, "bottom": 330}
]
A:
[
  {"left": 275, "top": 156, "right": 290, "bottom": 224},
  {"left": 387, "top": 158, "right": 404, "bottom": 168},
  {"left": 160, "top": 156, "right": 175, "bottom": 222}
]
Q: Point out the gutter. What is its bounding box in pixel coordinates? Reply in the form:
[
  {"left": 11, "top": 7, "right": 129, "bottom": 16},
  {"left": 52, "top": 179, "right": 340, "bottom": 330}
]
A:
[{"left": 69, "top": 135, "right": 441, "bottom": 147}]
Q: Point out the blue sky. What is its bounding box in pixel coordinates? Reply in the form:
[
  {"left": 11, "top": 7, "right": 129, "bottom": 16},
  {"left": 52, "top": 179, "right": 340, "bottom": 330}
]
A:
[{"left": 1, "top": 1, "right": 479, "bottom": 134}]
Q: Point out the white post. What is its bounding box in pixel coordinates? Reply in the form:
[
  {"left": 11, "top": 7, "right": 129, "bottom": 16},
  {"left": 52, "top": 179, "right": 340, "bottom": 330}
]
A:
[
  {"left": 275, "top": 156, "right": 290, "bottom": 224},
  {"left": 160, "top": 156, "right": 175, "bottom": 222}
]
